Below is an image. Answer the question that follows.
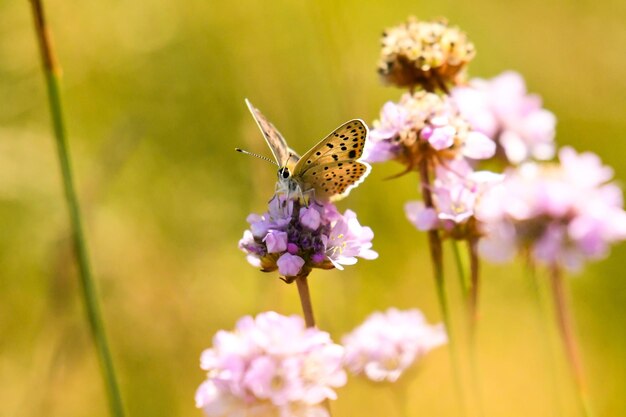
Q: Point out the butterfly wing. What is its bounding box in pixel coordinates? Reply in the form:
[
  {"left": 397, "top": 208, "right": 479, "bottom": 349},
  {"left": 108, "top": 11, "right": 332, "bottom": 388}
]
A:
[
  {"left": 293, "top": 119, "right": 370, "bottom": 201},
  {"left": 245, "top": 98, "right": 299, "bottom": 166},
  {"left": 299, "top": 160, "right": 371, "bottom": 202}
]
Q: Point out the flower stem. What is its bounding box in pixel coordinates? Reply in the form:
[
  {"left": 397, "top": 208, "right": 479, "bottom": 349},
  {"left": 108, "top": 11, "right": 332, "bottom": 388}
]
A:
[
  {"left": 467, "top": 237, "right": 480, "bottom": 328},
  {"left": 450, "top": 240, "right": 470, "bottom": 302},
  {"left": 526, "top": 261, "right": 562, "bottom": 417},
  {"left": 451, "top": 239, "right": 484, "bottom": 417},
  {"left": 295, "top": 274, "right": 333, "bottom": 416},
  {"left": 29, "top": 2, "right": 125, "bottom": 417},
  {"left": 417, "top": 158, "right": 467, "bottom": 416},
  {"left": 295, "top": 274, "right": 316, "bottom": 328},
  {"left": 549, "top": 264, "right": 594, "bottom": 417}
]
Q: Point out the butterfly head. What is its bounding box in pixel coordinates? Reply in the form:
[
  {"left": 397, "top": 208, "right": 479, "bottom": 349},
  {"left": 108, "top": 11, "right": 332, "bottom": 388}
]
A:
[{"left": 277, "top": 166, "right": 291, "bottom": 180}]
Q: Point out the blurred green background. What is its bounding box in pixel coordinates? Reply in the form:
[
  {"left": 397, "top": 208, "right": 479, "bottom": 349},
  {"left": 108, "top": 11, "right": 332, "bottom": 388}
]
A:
[{"left": 1, "top": 0, "right": 626, "bottom": 416}]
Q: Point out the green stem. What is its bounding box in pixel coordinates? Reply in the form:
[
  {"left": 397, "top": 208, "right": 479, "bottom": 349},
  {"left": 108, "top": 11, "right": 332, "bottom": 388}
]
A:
[
  {"left": 295, "top": 274, "right": 316, "bottom": 328},
  {"left": 549, "top": 264, "right": 594, "bottom": 417},
  {"left": 29, "top": 2, "right": 125, "bottom": 417},
  {"left": 295, "top": 274, "right": 333, "bottom": 416},
  {"left": 450, "top": 240, "right": 470, "bottom": 301},
  {"left": 417, "top": 159, "right": 467, "bottom": 416},
  {"left": 451, "top": 239, "right": 484, "bottom": 417}
]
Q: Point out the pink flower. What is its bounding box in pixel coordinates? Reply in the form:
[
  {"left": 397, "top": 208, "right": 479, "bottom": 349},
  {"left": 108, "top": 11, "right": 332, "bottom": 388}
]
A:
[
  {"left": 277, "top": 253, "right": 305, "bottom": 277},
  {"left": 364, "top": 91, "right": 496, "bottom": 167},
  {"left": 264, "top": 231, "right": 288, "bottom": 254},
  {"left": 452, "top": 71, "right": 556, "bottom": 164},
  {"left": 476, "top": 147, "right": 626, "bottom": 271},
  {"left": 405, "top": 158, "right": 502, "bottom": 237},
  {"left": 196, "top": 312, "right": 345, "bottom": 416},
  {"left": 342, "top": 308, "right": 447, "bottom": 382},
  {"left": 241, "top": 196, "right": 377, "bottom": 280},
  {"left": 299, "top": 206, "right": 322, "bottom": 231},
  {"left": 325, "top": 209, "right": 378, "bottom": 269}
]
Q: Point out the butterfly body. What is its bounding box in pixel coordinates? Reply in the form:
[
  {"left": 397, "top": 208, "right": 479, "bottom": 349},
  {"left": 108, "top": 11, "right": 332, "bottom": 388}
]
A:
[{"left": 245, "top": 99, "right": 371, "bottom": 202}]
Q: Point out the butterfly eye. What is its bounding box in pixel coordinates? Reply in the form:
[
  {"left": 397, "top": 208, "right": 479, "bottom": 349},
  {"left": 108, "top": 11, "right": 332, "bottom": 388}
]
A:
[{"left": 278, "top": 167, "right": 290, "bottom": 179}]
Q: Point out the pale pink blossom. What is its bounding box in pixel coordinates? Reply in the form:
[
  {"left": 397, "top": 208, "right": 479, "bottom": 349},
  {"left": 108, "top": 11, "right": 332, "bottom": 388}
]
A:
[
  {"left": 452, "top": 71, "right": 556, "bottom": 164},
  {"left": 196, "top": 312, "right": 345, "bottom": 417},
  {"left": 342, "top": 308, "right": 447, "bottom": 383},
  {"left": 363, "top": 91, "right": 496, "bottom": 166},
  {"left": 476, "top": 147, "right": 626, "bottom": 271}
]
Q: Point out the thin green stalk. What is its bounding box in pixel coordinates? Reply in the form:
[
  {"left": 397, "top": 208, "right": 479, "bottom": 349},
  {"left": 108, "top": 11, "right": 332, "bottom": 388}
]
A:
[
  {"left": 295, "top": 274, "right": 333, "bottom": 416},
  {"left": 29, "top": 2, "right": 125, "bottom": 417},
  {"left": 549, "top": 264, "right": 594, "bottom": 417},
  {"left": 450, "top": 240, "right": 470, "bottom": 302},
  {"left": 451, "top": 239, "right": 484, "bottom": 417},
  {"left": 526, "top": 261, "right": 562, "bottom": 417},
  {"left": 417, "top": 159, "right": 467, "bottom": 416}
]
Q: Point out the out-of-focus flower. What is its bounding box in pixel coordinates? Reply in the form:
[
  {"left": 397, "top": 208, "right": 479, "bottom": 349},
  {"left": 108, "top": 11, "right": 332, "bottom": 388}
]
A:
[
  {"left": 342, "top": 308, "right": 447, "bottom": 383},
  {"left": 452, "top": 71, "right": 557, "bottom": 164},
  {"left": 405, "top": 158, "right": 502, "bottom": 238},
  {"left": 239, "top": 196, "right": 377, "bottom": 281},
  {"left": 476, "top": 147, "right": 626, "bottom": 271},
  {"left": 196, "top": 312, "right": 346, "bottom": 417},
  {"left": 363, "top": 92, "right": 495, "bottom": 170},
  {"left": 378, "top": 16, "right": 475, "bottom": 90}
]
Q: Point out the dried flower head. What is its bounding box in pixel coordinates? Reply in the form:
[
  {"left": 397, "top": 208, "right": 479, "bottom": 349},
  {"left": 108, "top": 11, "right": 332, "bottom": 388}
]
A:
[
  {"left": 342, "top": 308, "right": 447, "bottom": 383},
  {"left": 196, "top": 312, "right": 346, "bottom": 417},
  {"left": 239, "top": 195, "right": 377, "bottom": 282},
  {"left": 476, "top": 147, "right": 626, "bottom": 271},
  {"left": 378, "top": 17, "right": 476, "bottom": 91},
  {"left": 363, "top": 91, "right": 495, "bottom": 170},
  {"left": 452, "top": 71, "right": 557, "bottom": 165}
]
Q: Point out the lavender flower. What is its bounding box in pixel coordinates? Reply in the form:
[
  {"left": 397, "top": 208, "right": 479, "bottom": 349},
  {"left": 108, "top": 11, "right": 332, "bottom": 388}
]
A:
[
  {"left": 363, "top": 91, "right": 495, "bottom": 170},
  {"left": 240, "top": 195, "right": 377, "bottom": 281},
  {"left": 196, "top": 312, "right": 346, "bottom": 417},
  {"left": 476, "top": 147, "right": 626, "bottom": 271},
  {"left": 342, "top": 308, "right": 447, "bottom": 383},
  {"left": 405, "top": 158, "right": 502, "bottom": 238},
  {"left": 378, "top": 16, "right": 476, "bottom": 90},
  {"left": 452, "top": 71, "right": 557, "bottom": 164}
]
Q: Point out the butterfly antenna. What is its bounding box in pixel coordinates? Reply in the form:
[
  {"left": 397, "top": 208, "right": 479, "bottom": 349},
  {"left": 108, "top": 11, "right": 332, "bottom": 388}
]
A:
[{"left": 235, "top": 148, "right": 278, "bottom": 166}]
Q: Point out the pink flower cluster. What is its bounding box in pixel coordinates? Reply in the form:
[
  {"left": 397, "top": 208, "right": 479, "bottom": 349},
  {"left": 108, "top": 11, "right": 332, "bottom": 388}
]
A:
[
  {"left": 239, "top": 196, "right": 377, "bottom": 280},
  {"left": 476, "top": 147, "right": 626, "bottom": 271},
  {"left": 342, "top": 308, "right": 447, "bottom": 383},
  {"left": 405, "top": 158, "right": 502, "bottom": 236},
  {"left": 452, "top": 71, "right": 556, "bottom": 164},
  {"left": 363, "top": 91, "right": 496, "bottom": 165},
  {"left": 196, "top": 312, "right": 346, "bottom": 417}
]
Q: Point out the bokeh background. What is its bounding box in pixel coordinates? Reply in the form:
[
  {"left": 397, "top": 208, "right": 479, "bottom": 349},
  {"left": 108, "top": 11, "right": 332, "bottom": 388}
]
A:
[{"left": 1, "top": 0, "right": 626, "bottom": 416}]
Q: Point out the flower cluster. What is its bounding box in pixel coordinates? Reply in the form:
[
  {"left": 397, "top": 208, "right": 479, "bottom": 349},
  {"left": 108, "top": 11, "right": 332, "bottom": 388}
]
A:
[
  {"left": 342, "top": 308, "right": 447, "bottom": 383},
  {"left": 196, "top": 312, "right": 346, "bottom": 417},
  {"left": 378, "top": 17, "right": 476, "bottom": 90},
  {"left": 239, "top": 195, "right": 377, "bottom": 281},
  {"left": 476, "top": 147, "right": 626, "bottom": 271},
  {"left": 363, "top": 91, "right": 495, "bottom": 169},
  {"left": 405, "top": 158, "right": 502, "bottom": 238},
  {"left": 452, "top": 71, "right": 557, "bottom": 165}
]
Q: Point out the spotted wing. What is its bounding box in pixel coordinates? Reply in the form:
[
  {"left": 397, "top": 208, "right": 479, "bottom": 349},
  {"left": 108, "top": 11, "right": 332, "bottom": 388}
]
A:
[
  {"left": 293, "top": 119, "right": 368, "bottom": 171},
  {"left": 299, "top": 160, "right": 371, "bottom": 202},
  {"left": 245, "top": 98, "right": 299, "bottom": 166}
]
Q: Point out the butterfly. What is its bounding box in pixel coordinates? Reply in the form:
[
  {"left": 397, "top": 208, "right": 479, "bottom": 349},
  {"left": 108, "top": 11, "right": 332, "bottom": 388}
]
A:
[{"left": 244, "top": 98, "right": 371, "bottom": 202}]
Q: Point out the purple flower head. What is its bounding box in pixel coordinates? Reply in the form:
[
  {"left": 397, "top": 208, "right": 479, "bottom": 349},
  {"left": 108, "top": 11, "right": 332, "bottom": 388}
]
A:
[
  {"left": 405, "top": 158, "right": 502, "bottom": 238},
  {"left": 342, "top": 308, "right": 447, "bottom": 383},
  {"left": 196, "top": 312, "right": 345, "bottom": 416},
  {"left": 364, "top": 91, "right": 495, "bottom": 169},
  {"left": 476, "top": 147, "right": 626, "bottom": 271},
  {"left": 452, "top": 71, "right": 557, "bottom": 165},
  {"left": 240, "top": 195, "right": 377, "bottom": 281}
]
